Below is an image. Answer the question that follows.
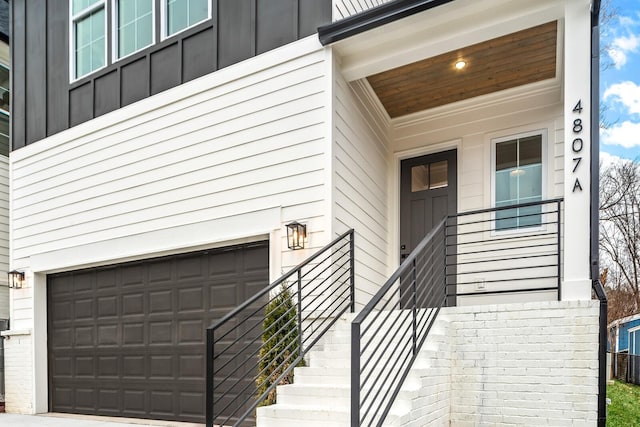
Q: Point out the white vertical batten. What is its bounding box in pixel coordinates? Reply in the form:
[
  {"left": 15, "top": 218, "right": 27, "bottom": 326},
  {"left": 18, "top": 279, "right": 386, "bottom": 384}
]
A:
[{"left": 562, "top": 0, "right": 592, "bottom": 300}]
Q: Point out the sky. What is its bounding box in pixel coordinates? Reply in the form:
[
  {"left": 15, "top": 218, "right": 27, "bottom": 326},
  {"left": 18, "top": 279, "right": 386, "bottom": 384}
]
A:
[{"left": 600, "top": 0, "right": 640, "bottom": 163}]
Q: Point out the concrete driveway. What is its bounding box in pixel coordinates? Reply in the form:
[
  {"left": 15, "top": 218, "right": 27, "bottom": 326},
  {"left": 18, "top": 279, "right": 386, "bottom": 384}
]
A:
[{"left": 0, "top": 413, "right": 204, "bottom": 427}]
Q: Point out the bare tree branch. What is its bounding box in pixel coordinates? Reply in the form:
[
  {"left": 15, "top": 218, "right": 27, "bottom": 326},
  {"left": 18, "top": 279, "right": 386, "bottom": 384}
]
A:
[{"left": 600, "top": 159, "right": 640, "bottom": 312}]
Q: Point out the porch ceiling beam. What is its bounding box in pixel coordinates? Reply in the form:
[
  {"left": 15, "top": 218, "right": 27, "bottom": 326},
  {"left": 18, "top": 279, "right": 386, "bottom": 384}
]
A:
[{"left": 330, "top": 0, "right": 565, "bottom": 82}]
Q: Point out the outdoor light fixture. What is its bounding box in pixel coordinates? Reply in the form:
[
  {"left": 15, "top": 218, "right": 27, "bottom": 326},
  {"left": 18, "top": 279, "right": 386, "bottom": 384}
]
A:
[
  {"left": 286, "top": 221, "right": 307, "bottom": 250},
  {"left": 7, "top": 270, "right": 25, "bottom": 289},
  {"left": 455, "top": 60, "right": 467, "bottom": 70}
]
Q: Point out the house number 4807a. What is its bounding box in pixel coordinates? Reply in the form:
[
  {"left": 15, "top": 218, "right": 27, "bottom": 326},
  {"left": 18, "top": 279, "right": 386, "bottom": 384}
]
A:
[{"left": 571, "top": 100, "right": 583, "bottom": 193}]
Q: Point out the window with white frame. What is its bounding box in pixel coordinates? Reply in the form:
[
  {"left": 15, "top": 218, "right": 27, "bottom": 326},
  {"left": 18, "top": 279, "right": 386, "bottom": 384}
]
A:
[
  {"left": 72, "top": 0, "right": 107, "bottom": 80},
  {"left": 493, "top": 131, "right": 545, "bottom": 230},
  {"left": 115, "top": 0, "right": 154, "bottom": 59},
  {"left": 164, "top": 0, "right": 209, "bottom": 38}
]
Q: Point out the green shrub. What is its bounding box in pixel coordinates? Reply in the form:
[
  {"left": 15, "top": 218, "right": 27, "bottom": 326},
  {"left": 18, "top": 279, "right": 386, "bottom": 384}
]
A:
[{"left": 256, "top": 283, "right": 305, "bottom": 406}]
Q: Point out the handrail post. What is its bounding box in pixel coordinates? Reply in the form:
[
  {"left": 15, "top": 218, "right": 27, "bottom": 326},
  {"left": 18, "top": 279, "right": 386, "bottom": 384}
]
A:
[
  {"left": 206, "top": 328, "right": 214, "bottom": 427},
  {"left": 297, "top": 269, "right": 303, "bottom": 357},
  {"left": 350, "top": 231, "right": 356, "bottom": 313},
  {"left": 442, "top": 223, "right": 447, "bottom": 306},
  {"left": 412, "top": 258, "right": 417, "bottom": 356},
  {"left": 557, "top": 200, "right": 562, "bottom": 301},
  {"left": 350, "top": 321, "right": 361, "bottom": 427}
]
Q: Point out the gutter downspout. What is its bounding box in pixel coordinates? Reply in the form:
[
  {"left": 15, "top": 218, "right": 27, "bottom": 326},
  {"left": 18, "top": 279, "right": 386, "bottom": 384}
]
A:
[{"left": 590, "top": 1, "right": 607, "bottom": 426}]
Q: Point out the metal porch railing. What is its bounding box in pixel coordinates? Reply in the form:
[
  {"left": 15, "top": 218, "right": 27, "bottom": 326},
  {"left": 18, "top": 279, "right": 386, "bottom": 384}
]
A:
[
  {"left": 350, "top": 199, "right": 564, "bottom": 427},
  {"left": 206, "top": 229, "right": 354, "bottom": 427},
  {"left": 446, "top": 198, "right": 563, "bottom": 302}
]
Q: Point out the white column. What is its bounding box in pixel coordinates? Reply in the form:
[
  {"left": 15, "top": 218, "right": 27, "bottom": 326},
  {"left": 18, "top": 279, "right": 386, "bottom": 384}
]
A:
[
  {"left": 562, "top": 0, "right": 592, "bottom": 300},
  {"left": 32, "top": 272, "right": 48, "bottom": 413}
]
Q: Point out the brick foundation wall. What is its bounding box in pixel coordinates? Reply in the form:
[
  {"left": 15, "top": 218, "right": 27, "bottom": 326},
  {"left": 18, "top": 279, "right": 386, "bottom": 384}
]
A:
[
  {"left": 2, "top": 330, "right": 33, "bottom": 414},
  {"left": 442, "top": 300, "right": 599, "bottom": 426}
]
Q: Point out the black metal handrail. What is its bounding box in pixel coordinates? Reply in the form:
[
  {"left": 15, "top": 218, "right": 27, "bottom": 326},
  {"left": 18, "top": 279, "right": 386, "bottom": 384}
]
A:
[
  {"left": 206, "top": 229, "right": 355, "bottom": 427},
  {"left": 351, "top": 219, "right": 447, "bottom": 427},
  {"left": 446, "top": 199, "right": 563, "bottom": 302},
  {"left": 350, "top": 199, "right": 565, "bottom": 426}
]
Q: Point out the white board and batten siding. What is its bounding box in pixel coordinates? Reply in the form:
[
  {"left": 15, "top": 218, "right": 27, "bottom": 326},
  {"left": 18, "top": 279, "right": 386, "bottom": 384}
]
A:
[
  {"left": 333, "top": 63, "right": 392, "bottom": 307},
  {"left": 333, "top": 0, "right": 394, "bottom": 21},
  {"left": 0, "top": 156, "right": 8, "bottom": 319},
  {"left": 9, "top": 38, "right": 333, "bottom": 330}
]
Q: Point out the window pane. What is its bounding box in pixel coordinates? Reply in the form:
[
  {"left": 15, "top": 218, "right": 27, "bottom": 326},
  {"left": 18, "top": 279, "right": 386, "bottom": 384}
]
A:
[
  {"left": 429, "top": 161, "right": 448, "bottom": 189},
  {"left": 518, "top": 164, "right": 542, "bottom": 199},
  {"left": 76, "top": 15, "right": 91, "bottom": 47},
  {"left": 138, "top": 14, "right": 153, "bottom": 49},
  {"left": 119, "top": 0, "right": 135, "bottom": 25},
  {"left": 117, "top": 0, "right": 153, "bottom": 58},
  {"left": 119, "top": 23, "right": 135, "bottom": 57},
  {"left": 411, "top": 165, "right": 429, "bottom": 192},
  {"left": 496, "top": 140, "right": 517, "bottom": 171},
  {"left": 188, "top": 0, "right": 208, "bottom": 24},
  {"left": 75, "top": 8, "right": 105, "bottom": 79},
  {"left": 496, "top": 207, "right": 517, "bottom": 231},
  {"left": 495, "top": 134, "right": 543, "bottom": 230},
  {"left": 495, "top": 169, "right": 517, "bottom": 204},
  {"left": 137, "top": 0, "right": 153, "bottom": 16},
  {"left": 0, "top": 65, "right": 10, "bottom": 112},
  {"left": 92, "top": 36, "right": 106, "bottom": 69},
  {"left": 167, "top": 0, "right": 208, "bottom": 36},
  {"left": 518, "top": 204, "right": 542, "bottom": 228},
  {"left": 519, "top": 135, "right": 542, "bottom": 166},
  {"left": 0, "top": 113, "right": 9, "bottom": 157},
  {"left": 76, "top": 45, "right": 90, "bottom": 78},
  {"left": 73, "top": 0, "right": 101, "bottom": 15}
]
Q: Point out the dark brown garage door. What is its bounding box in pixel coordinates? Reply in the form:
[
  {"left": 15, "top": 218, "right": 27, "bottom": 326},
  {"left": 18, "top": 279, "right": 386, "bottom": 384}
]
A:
[{"left": 47, "top": 242, "right": 268, "bottom": 423}]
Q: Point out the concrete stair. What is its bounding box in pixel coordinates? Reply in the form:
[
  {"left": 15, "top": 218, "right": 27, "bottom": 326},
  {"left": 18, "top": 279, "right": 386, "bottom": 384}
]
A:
[{"left": 256, "top": 311, "right": 451, "bottom": 427}]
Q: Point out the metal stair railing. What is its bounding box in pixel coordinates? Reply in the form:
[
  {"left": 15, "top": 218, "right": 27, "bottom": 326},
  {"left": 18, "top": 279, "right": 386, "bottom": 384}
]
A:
[
  {"left": 350, "top": 219, "right": 447, "bottom": 427},
  {"left": 350, "top": 199, "right": 565, "bottom": 426},
  {"left": 206, "top": 229, "right": 355, "bottom": 427}
]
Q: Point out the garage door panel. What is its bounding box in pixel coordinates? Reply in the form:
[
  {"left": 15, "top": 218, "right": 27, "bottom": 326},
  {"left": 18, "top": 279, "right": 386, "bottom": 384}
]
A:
[
  {"left": 97, "top": 295, "right": 118, "bottom": 318},
  {"left": 149, "top": 290, "right": 173, "bottom": 314},
  {"left": 178, "top": 286, "right": 205, "bottom": 311},
  {"left": 121, "top": 265, "right": 144, "bottom": 287},
  {"left": 48, "top": 241, "right": 269, "bottom": 423},
  {"left": 73, "top": 272, "right": 94, "bottom": 293}
]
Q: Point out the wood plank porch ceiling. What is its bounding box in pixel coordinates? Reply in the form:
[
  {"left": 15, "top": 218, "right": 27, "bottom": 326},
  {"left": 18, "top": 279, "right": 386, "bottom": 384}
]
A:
[{"left": 367, "top": 21, "right": 558, "bottom": 118}]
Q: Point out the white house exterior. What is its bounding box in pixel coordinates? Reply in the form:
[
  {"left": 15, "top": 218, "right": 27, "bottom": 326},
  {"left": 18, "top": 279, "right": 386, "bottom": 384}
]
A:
[{"left": 4, "top": 0, "right": 605, "bottom": 425}]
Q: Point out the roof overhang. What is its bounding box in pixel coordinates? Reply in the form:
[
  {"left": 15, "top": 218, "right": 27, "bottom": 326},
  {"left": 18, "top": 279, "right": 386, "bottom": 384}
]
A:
[{"left": 324, "top": 0, "right": 566, "bottom": 83}]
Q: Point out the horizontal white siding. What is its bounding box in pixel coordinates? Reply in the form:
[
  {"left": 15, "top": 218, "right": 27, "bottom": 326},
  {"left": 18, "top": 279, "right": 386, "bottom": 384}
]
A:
[
  {"left": 333, "top": 69, "right": 391, "bottom": 306},
  {"left": 333, "top": 0, "right": 393, "bottom": 21},
  {"left": 11, "top": 41, "right": 330, "bottom": 275},
  {"left": 392, "top": 83, "right": 565, "bottom": 304}
]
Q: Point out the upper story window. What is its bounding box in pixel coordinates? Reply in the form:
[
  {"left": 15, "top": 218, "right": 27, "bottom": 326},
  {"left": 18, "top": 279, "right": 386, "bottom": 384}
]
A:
[
  {"left": 71, "top": 0, "right": 210, "bottom": 82},
  {"left": 0, "top": 64, "right": 8, "bottom": 157},
  {"left": 115, "top": 0, "right": 154, "bottom": 59},
  {"left": 72, "top": 0, "right": 107, "bottom": 80},
  {"left": 493, "top": 131, "right": 545, "bottom": 230},
  {"left": 165, "top": 0, "right": 209, "bottom": 38}
]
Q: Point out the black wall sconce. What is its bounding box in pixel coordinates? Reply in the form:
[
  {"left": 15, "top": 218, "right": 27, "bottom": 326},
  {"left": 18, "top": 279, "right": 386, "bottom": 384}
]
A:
[
  {"left": 7, "top": 270, "right": 25, "bottom": 289},
  {"left": 286, "top": 221, "right": 307, "bottom": 250}
]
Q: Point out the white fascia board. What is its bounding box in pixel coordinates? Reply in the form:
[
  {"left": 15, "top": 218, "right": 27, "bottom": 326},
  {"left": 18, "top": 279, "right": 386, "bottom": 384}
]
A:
[
  {"left": 11, "top": 35, "right": 325, "bottom": 164},
  {"left": 334, "top": 0, "right": 565, "bottom": 81}
]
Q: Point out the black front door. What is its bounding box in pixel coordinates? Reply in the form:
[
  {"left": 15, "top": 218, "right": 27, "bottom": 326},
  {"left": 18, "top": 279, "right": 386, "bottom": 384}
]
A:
[
  {"left": 400, "top": 150, "right": 457, "bottom": 306},
  {"left": 400, "top": 150, "right": 457, "bottom": 261}
]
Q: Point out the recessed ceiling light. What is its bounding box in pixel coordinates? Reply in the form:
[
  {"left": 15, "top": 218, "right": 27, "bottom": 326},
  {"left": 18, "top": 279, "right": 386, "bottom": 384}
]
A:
[{"left": 455, "top": 60, "right": 467, "bottom": 70}]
